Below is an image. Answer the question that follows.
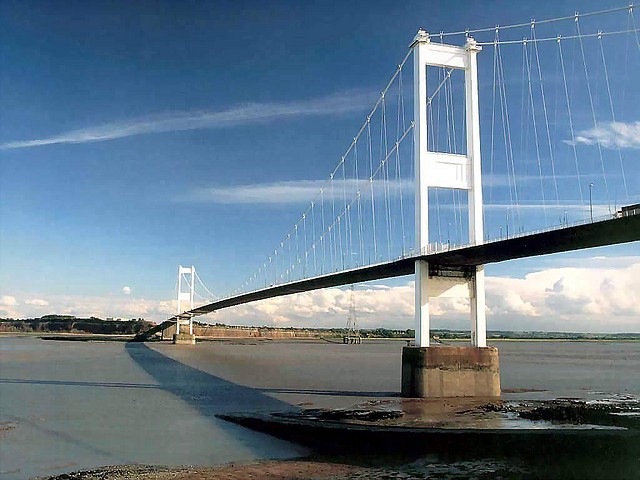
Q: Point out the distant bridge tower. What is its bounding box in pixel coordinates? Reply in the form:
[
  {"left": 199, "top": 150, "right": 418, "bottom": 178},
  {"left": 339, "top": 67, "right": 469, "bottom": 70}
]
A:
[
  {"left": 177, "top": 265, "right": 195, "bottom": 335},
  {"left": 403, "top": 29, "right": 498, "bottom": 398}
]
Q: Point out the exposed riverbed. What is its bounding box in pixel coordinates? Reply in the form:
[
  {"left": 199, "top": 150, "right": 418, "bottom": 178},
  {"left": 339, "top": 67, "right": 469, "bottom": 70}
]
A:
[{"left": 1, "top": 336, "right": 638, "bottom": 479}]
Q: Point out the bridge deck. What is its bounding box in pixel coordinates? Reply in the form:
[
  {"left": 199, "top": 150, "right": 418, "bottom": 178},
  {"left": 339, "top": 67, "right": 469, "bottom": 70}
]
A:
[{"left": 183, "top": 214, "right": 639, "bottom": 318}]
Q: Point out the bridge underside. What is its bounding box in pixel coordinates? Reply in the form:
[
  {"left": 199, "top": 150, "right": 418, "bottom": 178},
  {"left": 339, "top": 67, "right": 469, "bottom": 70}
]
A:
[{"left": 184, "top": 215, "right": 639, "bottom": 318}]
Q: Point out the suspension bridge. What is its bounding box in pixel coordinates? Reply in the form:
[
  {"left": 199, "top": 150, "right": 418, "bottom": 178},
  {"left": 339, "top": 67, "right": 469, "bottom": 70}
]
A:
[{"left": 147, "top": 5, "right": 640, "bottom": 397}]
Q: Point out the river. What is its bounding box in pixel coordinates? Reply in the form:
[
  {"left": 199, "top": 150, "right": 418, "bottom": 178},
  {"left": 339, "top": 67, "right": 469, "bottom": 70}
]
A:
[{"left": 0, "top": 336, "right": 638, "bottom": 479}]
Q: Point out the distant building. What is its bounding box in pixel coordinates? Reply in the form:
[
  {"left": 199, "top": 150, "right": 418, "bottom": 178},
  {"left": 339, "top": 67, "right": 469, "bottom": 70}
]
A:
[{"left": 618, "top": 203, "right": 640, "bottom": 217}]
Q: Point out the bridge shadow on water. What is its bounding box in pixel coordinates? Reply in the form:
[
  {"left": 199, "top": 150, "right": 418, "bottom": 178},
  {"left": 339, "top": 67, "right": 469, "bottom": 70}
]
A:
[
  {"left": 123, "top": 342, "right": 308, "bottom": 458},
  {"left": 124, "top": 342, "right": 296, "bottom": 415},
  {"left": 125, "top": 342, "right": 397, "bottom": 405}
]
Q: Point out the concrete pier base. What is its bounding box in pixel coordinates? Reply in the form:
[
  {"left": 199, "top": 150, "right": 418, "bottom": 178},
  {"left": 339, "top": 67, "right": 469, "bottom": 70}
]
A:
[
  {"left": 161, "top": 323, "right": 177, "bottom": 340},
  {"left": 172, "top": 333, "right": 196, "bottom": 345},
  {"left": 401, "top": 346, "right": 500, "bottom": 398}
]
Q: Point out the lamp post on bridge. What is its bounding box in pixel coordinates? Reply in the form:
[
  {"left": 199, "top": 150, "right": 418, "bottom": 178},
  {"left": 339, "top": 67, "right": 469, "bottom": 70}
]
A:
[
  {"left": 589, "top": 183, "right": 594, "bottom": 222},
  {"left": 506, "top": 208, "right": 509, "bottom": 239}
]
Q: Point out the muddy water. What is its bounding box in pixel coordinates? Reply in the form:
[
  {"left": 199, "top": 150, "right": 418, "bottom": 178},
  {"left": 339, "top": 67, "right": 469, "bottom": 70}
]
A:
[
  {"left": 0, "top": 336, "right": 638, "bottom": 479},
  {"left": 0, "top": 337, "right": 306, "bottom": 479},
  {"left": 152, "top": 339, "right": 640, "bottom": 404}
]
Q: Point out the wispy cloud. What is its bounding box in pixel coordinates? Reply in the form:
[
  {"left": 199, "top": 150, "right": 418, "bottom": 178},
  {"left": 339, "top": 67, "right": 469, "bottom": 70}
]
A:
[
  {"left": 180, "top": 179, "right": 411, "bottom": 204},
  {"left": 569, "top": 120, "right": 640, "bottom": 149},
  {"left": 0, "top": 90, "right": 374, "bottom": 150},
  {"left": 180, "top": 178, "right": 626, "bottom": 215}
]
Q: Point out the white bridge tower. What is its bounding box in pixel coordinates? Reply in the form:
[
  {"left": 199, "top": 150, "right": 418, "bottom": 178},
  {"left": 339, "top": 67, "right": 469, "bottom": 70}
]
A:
[
  {"left": 176, "top": 265, "right": 195, "bottom": 335},
  {"left": 412, "top": 30, "right": 486, "bottom": 348},
  {"left": 402, "top": 30, "right": 498, "bottom": 398}
]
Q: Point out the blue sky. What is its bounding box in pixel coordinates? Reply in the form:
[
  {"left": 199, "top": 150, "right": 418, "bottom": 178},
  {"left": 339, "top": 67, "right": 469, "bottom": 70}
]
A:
[{"left": 1, "top": 0, "right": 638, "bottom": 331}]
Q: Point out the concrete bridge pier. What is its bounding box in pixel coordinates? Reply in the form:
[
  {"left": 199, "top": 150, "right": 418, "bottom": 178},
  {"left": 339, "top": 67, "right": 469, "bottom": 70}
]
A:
[
  {"left": 404, "top": 31, "right": 500, "bottom": 397},
  {"left": 401, "top": 263, "right": 500, "bottom": 397},
  {"left": 173, "top": 315, "right": 196, "bottom": 345},
  {"left": 173, "top": 332, "right": 196, "bottom": 345},
  {"left": 159, "top": 320, "right": 196, "bottom": 344},
  {"left": 401, "top": 345, "right": 500, "bottom": 397}
]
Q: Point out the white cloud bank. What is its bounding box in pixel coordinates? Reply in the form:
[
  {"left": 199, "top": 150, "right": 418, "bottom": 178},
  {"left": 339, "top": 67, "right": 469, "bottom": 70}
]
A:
[
  {"left": 0, "top": 295, "right": 17, "bottom": 307},
  {"left": 0, "top": 90, "right": 373, "bottom": 150},
  {"left": 3, "top": 258, "right": 639, "bottom": 333},
  {"left": 0, "top": 294, "right": 177, "bottom": 321},
  {"left": 215, "top": 260, "right": 640, "bottom": 332},
  {"left": 572, "top": 120, "right": 640, "bottom": 149},
  {"left": 24, "top": 298, "right": 49, "bottom": 306},
  {"left": 0, "top": 295, "right": 18, "bottom": 318}
]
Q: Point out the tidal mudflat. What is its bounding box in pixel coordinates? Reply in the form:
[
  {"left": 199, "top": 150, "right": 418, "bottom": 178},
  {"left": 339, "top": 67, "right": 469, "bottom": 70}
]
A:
[
  {"left": 0, "top": 337, "right": 305, "bottom": 479},
  {"left": 1, "top": 336, "right": 638, "bottom": 479}
]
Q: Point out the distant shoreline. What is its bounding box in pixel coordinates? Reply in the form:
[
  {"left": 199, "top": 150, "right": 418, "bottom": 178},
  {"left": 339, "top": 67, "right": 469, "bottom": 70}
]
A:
[{"left": 2, "top": 316, "right": 638, "bottom": 342}]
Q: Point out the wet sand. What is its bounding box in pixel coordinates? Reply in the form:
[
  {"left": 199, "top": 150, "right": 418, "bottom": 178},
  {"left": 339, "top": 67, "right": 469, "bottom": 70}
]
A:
[
  {"left": 0, "top": 337, "right": 307, "bottom": 479},
  {"left": 2, "top": 336, "right": 639, "bottom": 479},
  {"left": 39, "top": 456, "right": 531, "bottom": 480}
]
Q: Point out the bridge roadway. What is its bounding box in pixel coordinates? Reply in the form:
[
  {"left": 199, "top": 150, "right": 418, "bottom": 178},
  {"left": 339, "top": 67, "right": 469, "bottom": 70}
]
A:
[{"left": 171, "top": 213, "right": 639, "bottom": 321}]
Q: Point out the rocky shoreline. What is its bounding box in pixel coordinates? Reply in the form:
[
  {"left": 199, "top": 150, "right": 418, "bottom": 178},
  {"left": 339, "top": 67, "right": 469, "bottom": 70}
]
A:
[
  {"left": 38, "top": 457, "right": 532, "bottom": 480},
  {"left": 40, "top": 398, "right": 639, "bottom": 480}
]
